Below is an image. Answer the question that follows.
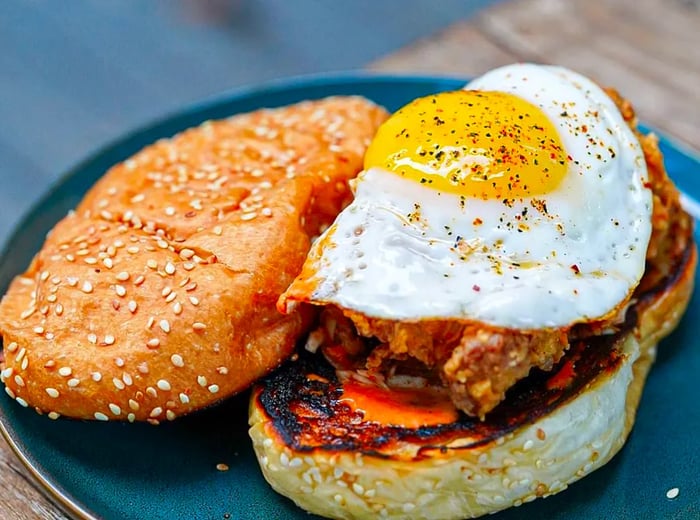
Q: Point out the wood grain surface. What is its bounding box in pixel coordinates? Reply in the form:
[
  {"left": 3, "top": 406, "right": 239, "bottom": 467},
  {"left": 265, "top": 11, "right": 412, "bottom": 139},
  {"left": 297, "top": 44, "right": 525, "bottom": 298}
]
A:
[{"left": 1, "top": 0, "right": 698, "bottom": 518}]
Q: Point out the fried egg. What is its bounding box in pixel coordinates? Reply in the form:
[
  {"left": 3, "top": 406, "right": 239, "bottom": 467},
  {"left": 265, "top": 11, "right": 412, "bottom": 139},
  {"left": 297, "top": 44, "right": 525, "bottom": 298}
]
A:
[{"left": 281, "top": 64, "right": 653, "bottom": 329}]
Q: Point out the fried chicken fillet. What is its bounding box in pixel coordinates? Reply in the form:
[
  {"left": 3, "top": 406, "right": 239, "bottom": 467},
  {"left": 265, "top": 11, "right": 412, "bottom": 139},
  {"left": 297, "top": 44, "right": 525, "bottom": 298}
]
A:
[{"left": 283, "top": 89, "right": 692, "bottom": 419}]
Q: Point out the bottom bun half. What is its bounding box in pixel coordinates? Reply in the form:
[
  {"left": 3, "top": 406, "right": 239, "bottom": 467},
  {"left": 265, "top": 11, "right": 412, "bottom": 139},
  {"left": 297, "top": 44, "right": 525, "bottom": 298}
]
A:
[{"left": 248, "top": 243, "right": 696, "bottom": 520}]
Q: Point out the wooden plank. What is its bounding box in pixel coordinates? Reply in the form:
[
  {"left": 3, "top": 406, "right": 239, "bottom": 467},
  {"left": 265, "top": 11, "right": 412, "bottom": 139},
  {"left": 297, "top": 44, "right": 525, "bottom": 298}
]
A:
[
  {"left": 0, "top": 443, "right": 67, "bottom": 519},
  {"left": 372, "top": 0, "right": 700, "bottom": 150}
]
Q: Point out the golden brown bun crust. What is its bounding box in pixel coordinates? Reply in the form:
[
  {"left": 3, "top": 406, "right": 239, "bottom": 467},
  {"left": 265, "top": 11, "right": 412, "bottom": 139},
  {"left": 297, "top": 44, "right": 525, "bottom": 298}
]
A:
[{"left": 0, "top": 97, "right": 388, "bottom": 422}]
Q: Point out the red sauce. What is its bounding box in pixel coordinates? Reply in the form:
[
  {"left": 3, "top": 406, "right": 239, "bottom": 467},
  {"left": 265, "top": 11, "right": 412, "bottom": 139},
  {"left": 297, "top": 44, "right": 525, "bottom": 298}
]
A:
[{"left": 339, "top": 379, "right": 459, "bottom": 428}]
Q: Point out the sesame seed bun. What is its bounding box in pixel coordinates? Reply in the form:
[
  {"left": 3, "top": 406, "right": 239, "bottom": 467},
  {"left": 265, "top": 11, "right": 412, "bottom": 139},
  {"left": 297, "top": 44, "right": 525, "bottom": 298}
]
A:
[
  {"left": 248, "top": 222, "right": 696, "bottom": 519},
  {"left": 0, "top": 97, "right": 388, "bottom": 423}
]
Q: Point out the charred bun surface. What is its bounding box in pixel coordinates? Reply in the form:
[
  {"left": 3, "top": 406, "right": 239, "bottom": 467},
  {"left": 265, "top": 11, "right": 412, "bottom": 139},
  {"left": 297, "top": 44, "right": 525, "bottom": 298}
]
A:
[{"left": 249, "top": 229, "right": 695, "bottom": 519}]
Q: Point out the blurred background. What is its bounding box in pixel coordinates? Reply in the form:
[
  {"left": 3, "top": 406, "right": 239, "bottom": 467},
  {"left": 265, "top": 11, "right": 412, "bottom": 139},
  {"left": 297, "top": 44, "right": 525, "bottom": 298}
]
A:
[{"left": 0, "top": 0, "right": 698, "bottom": 247}]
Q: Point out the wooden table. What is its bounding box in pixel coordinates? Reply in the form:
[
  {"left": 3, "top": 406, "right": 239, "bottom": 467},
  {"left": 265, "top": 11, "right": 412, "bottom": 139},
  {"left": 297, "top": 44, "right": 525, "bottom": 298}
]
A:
[{"left": 1, "top": 0, "right": 698, "bottom": 517}]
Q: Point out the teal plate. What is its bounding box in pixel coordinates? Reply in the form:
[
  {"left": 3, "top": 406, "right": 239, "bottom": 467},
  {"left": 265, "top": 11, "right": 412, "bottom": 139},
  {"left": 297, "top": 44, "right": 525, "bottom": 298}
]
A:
[{"left": 0, "top": 74, "right": 698, "bottom": 520}]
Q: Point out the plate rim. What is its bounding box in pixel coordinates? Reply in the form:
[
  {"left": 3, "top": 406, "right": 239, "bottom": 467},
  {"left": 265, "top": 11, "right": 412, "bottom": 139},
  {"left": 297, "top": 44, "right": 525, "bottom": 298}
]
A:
[{"left": 0, "top": 71, "right": 698, "bottom": 520}]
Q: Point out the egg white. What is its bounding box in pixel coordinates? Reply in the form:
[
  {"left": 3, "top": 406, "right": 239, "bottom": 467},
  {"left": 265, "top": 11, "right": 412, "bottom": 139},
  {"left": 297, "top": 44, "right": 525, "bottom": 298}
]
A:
[{"left": 292, "top": 64, "right": 652, "bottom": 329}]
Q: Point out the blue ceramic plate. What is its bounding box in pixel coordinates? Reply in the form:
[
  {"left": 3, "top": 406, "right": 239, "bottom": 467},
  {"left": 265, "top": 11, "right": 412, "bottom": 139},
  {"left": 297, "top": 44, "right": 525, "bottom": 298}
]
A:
[{"left": 0, "top": 75, "right": 698, "bottom": 520}]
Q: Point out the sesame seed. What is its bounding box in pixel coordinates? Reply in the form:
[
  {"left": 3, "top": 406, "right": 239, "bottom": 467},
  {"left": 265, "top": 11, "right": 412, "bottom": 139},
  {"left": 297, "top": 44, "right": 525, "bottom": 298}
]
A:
[
  {"left": 15, "top": 397, "right": 28, "bottom": 407},
  {"left": 188, "top": 296, "right": 199, "bottom": 306},
  {"left": 67, "top": 378, "right": 80, "bottom": 387},
  {"left": 170, "top": 354, "right": 184, "bottom": 367},
  {"left": 147, "top": 259, "right": 158, "bottom": 270},
  {"left": 128, "top": 300, "right": 138, "bottom": 313},
  {"left": 165, "top": 292, "right": 177, "bottom": 303},
  {"left": 131, "top": 194, "right": 145, "bottom": 203},
  {"left": 197, "top": 375, "right": 207, "bottom": 387},
  {"left": 179, "top": 249, "right": 195, "bottom": 260},
  {"left": 127, "top": 413, "right": 136, "bottom": 423},
  {"left": 157, "top": 239, "right": 168, "bottom": 249},
  {"left": 1, "top": 368, "right": 12, "bottom": 381},
  {"left": 159, "top": 319, "right": 171, "bottom": 333},
  {"left": 261, "top": 207, "right": 273, "bottom": 217},
  {"left": 146, "top": 387, "right": 158, "bottom": 398},
  {"left": 84, "top": 257, "right": 98, "bottom": 265},
  {"left": 172, "top": 301, "right": 182, "bottom": 315},
  {"left": 213, "top": 226, "right": 223, "bottom": 236},
  {"left": 81, "top": 281, "right": 94, "bottom": 294},
  {"left": 116, "top": 271, "right": 130, "bottom": 282},
  {"left": 33, "top": 326, "right": 45, "bottom": 335},
  {"left": 114, "top": 285, "right": 126, "bottom": 297},
  {"left": 134, "top": 275, "right": 145, "bottom": 286},
  {"left": 5, "top": 387, "right": 15, "bottom": 399},
  {"left": 185, "top": 282, "right": 197, "bottom": 292},
  {"left": 16, "top": 348, "right": 26, "bottom": 363},
  {"left": 166, "top": 410, "right": 176, "bottom": 421},
  {"left": 48, "top": 412, "right": 60, "bottom": 420},
  {"left": 88, "top": 333, "right": 97, "bottom": 344},
  {"left": 113, "top": 377, "right": 125, "bottom": 390},
  {"left": 208, "top": 384, "right": 220, "bottom": 394},
  {"left": 157, "top": 379, "right": 171, "bottom": 391},
  {"left": 192, "top": 322, "right": 206, "bottom": 331},
  {"left": 165, "top": 262, "right": 176, "bottom": 275},
  {"left": 55, "top": 304, "right": 64, "bottom": 316},
  {"left": 161, "top": 287, "right": 172, "bottom": 297},
  {"left": 183, "top": 262, "right": 195, "bottom": 271},
  {"left": 179, "top": 393, "right": 190, "bottom": 404},
  {"left": 216, "top": 463, "right": 229, "bottom": 472},
  {"left": 20, "top": 357, "right": 29, "bottom": 370},
  {"left": 104, "top": 335, "right": 116, "bottom": 345},
  {"left": 14, "top": 375, "right": 25, "bottom": 387},
  {"left": 94, "top": 412, "right": 109, "bottom": 421},
  {"left": 137, "top": 362, "right": 149, "bottom": 374},
  {"left": 58, "top": 367, "right": 72, "bottom": 377},
  {"left": 46, "top": 294, "right": 57, "bottom": 303},
  {"left": 91, "top": 372, "right": 102, "bottom": 382},
  {"left": 66, "top": 277, "right": 79, "bottom": 287},
  {"left": 216, "top": 366, "right": 228, "bottom": 375},
  {"left": 165, "top": 206, "right": 176, "bottom": 216},
  {"left": 666, "top": 488, "right": 679, "bottom": 499},
  {"left": 40, "top": 270, "right": 50, "bottom": 281},
  {"left": 44, "top": 360, "right": 56, "bottom": 368},
  {"left": 524, "top": 440, "right": 534, "bottom": 451},
  {"left": 128, "top": 399, "right": 140, "bottom": 411},
  {"left": 150, "top": 407, "right": 163, "bottom": 418},
  {"left": 146, "top": 316, "right": 155, "bottom": 329},
  {"left": 6, "top": 342, "right": 18, "bottom": 353},
  {"left": 241, "top": 212, "right": 257, "bottom": 221},
  {"left": 109, "top": 403, "right": 122, "bottom": 416}
]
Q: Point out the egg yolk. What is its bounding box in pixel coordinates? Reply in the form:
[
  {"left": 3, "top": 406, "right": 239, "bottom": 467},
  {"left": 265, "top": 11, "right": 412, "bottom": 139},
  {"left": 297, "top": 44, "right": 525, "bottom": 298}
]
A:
[{"left": 364, "top": 90, "right": 568, "bottom": 199}]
